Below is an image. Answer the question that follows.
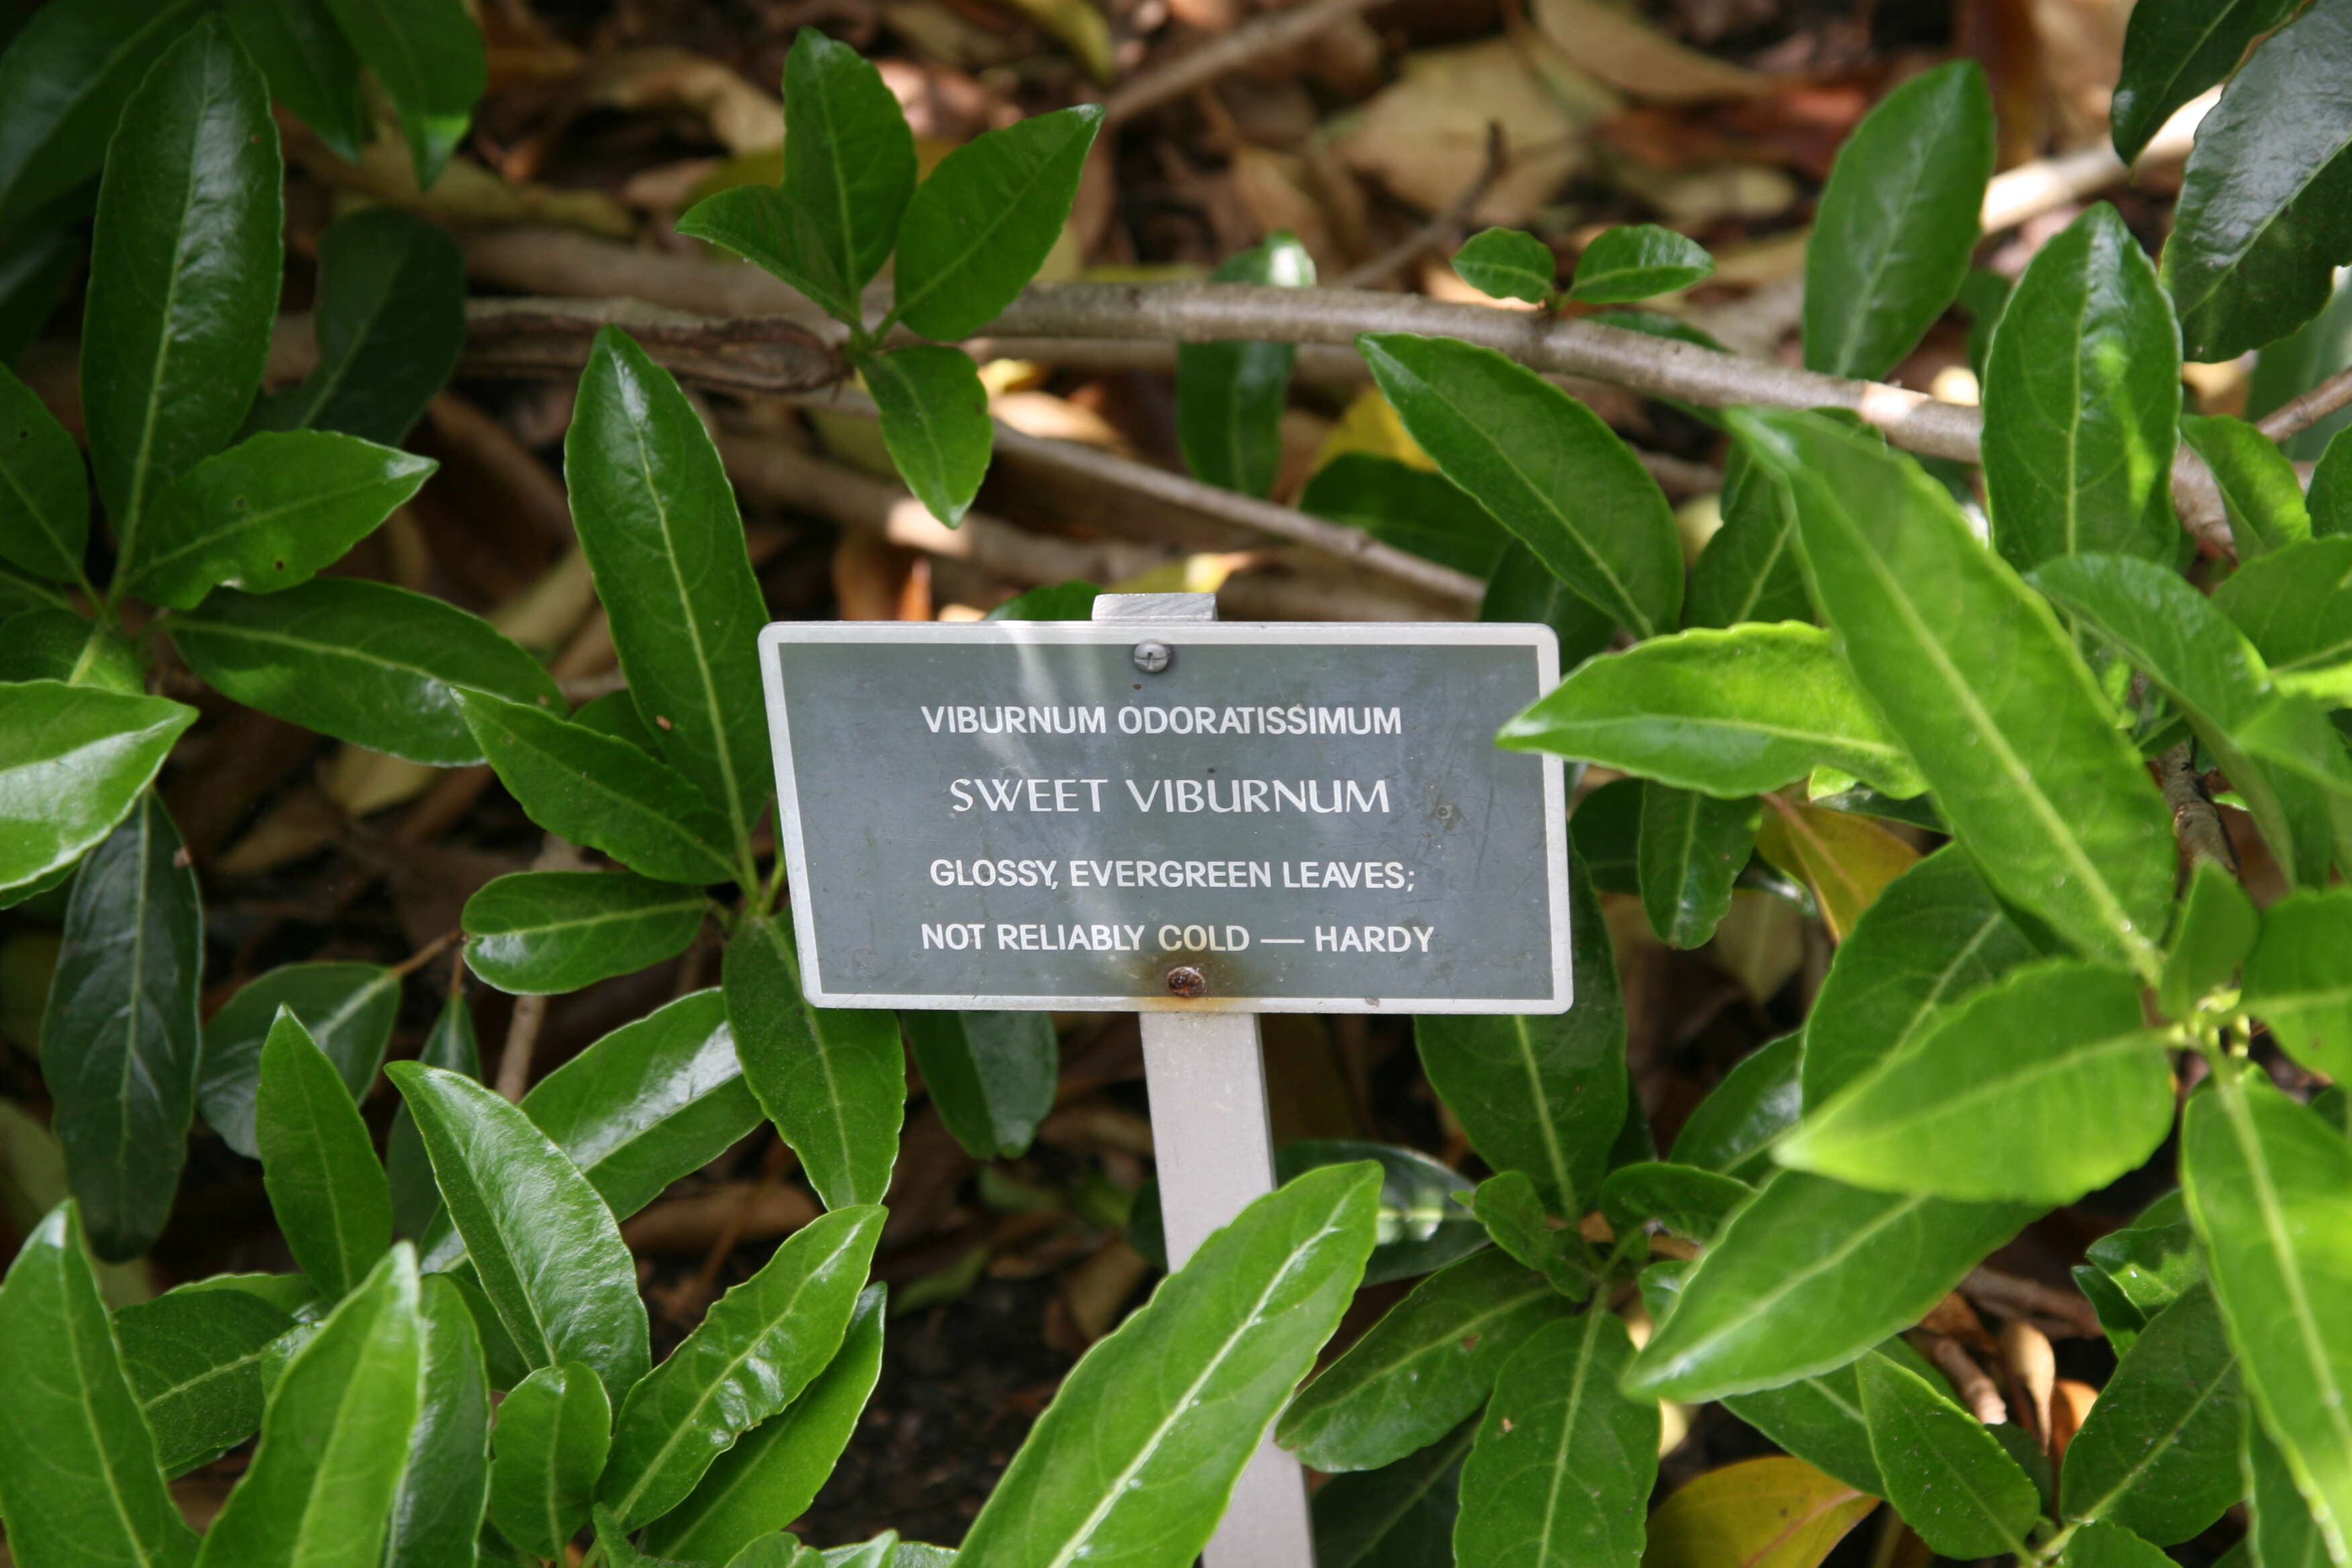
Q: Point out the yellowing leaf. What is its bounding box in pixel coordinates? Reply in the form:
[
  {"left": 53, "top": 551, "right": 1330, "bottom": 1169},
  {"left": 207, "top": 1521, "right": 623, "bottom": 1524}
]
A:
[
  {"left": 1643, "top": 1456, "right": 1878, "bottom": 1568},
  {"left": 1313, "top": 387, "right": 1434, "bottom": 473},
  {"left": 1755, "top": 799, "right": 1920, "bottom": 939}
]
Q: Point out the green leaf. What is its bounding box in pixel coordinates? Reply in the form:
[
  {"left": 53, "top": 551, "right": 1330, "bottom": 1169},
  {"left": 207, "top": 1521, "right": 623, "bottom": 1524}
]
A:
[
  {"left": 1596, "top": 1162, "right": 1750, "bottom": 1242},
  {"left": 726, "top": 916, "right": 903, "bottom": 1211},
  {"left": 115, "top": 1286, "right": 293, "bottom": 1477},
  {"left": 83, "top": 18, "right": 281, "bottom": 575},
  {"left": 1500, "top": 622, "right": 1922, "bottom": 799},
  {"left": 1729, "top": 409, "right": 2174, "bottom": 979},
  {"left": 1451, "top": 228, "right": 1555, "bottom": 305},
  {"left": 778, "top": 29, "right": 916, "bottom": 315},
  {"left": 1983, "top": 204, "right": 2181, "bottom": 570},
  {"left": 1277, "top": 1140, "right": 1488, "bottom": 1287},
  {"left": 2185, "top": 413, "right": 2312, "bottom": 556},
  {"left": 2248, "top": 1417, "right": 2334, "bottom": 1568},
  {"left": 2162, "top": 860, "right": 2259, "bottom": 1021},
  {"left": 388, "top": 994, "right": 480, "bottom": 1238},
  {"left": 1312, "top": 1420, "right": 1473, "bottom": 1568},
  {"left": 39, "top": 791, "right": 202, "bottom": 1261},
  {"left": 891, "top": 105, "right": 1104, "bottom": 341},
  {"left": 640, "top": 1284, "right": 887, "bottom": 1562},
  {"left": 571, "top": 689, "right": 664, "bottom": 752},
  {"left": 864, "top": 344, "right": 992, "bottom": 527},
  {"left": 0, "top": 0, "right": 209, "bottom": 222},
  {"left": 2112, "top": 0, "right": 2298, "bottom": 162},
  {"left": 1856, "top": 1351, "right": 2039, "bottom": 1559},
  {"left": 1414, "top": 857, "right": 1622, "bottom": 1216},
  {"left": 2237, "top": 696, "right": 2352, "bottom": 877},
  {"left": 129, "top": 431, "right": 435, "bottom": 610},
  {"left": 1454, "top": 1309, "right": 1657, "bottom": 1568},
  {"left": 1567, "top": 224, "right": 1713, "bottom": 303},
  {"left": 0, "top": 681, "right": 197, "bottom": 893},
  {"left": 387, "top": 1063, "right": 650, "bottom": 1410},
  {"left": 170, "top": 579, "right": 560, "bottom": 767},
  {"left": 1473, "top": 1169, "right": 1595, "bottom": 1297},
  {"left": 256, "top": 1008, "right": 392, "bottom": 1303},
  {"left": 0, "top": 608, "right": 140, "bottom": 691},
  {"left": 384, "top": 1275, "right": 491, "bottom": 1568},
  {"left": 2161, "top": 0, "right": 2352, "bottom": 361},
  {"left": 1637, "top": 782, "right": 1757, "bottom": 948},
  {"left": 984, "top": 580, "right": 1100, "bottom": 620},
  {"left": 248, "top": 208, "right": 467, "bottom": 446},
  {"left": 1624, "top": 1171, "right": 2035, "bottom": 1402},
  {"left": 0, "top": 362, "right": 89, "bottom": 585},
  {"left": 193, "top": 1245, "right": 426, "bottom": 1568},
  {"left": 1277, "top": 1247, "right": 1574, "bottom": 1473},
  {"left": 197, "top": 962, "right": 399, "bottom": 1160},
  {"left": 2063, "top": 1521, "right": 2176, "bottom": 1568},
  {"left": 1717, "top": 1332, "right": 1948, "bottom": 1498},
  {"left": 901, "top": 1009, "right": 1057, "bottom": 1161},
  {"left": 956, "top": 1163, "right": 1380, "bottom": 1567},
  {"left": 1687, "top": 444, "right": 1810, "bottom": 630},
  {"left": 2077, "top": 1222, "right": 2203, "bottom": 1355},
  {"left": 2061, "top": 1282, "right": 2246, "bottom": 1543},
  {"left": 1802, "top": 60, "right": 1994, "bottom": 379},
  {"left": 601, "top": 1204, "right": 884, "bottom": 1528},
  {"left": 2243, "top": 888, "right": 2352, "bottom": 1076},
  {"left": 2314, "top": 428, "right": 2352, "bottom": 536},
  {"left": 313, "top": 0, "right": 483, "bottom": 188},
  {"left": 1177, "top": 232, "right": 1316, "bottom": 497},
  {"left": 567, "top": 328, "right": 771, "bottom": 876},
  {"left": 1570, "top": 775, "right": 1642, "bottom": 895},
  {"left": 1358, "top": 332, "right": 1681, "bottom": 638},
  {"left": 0, "top": 1202, "right": 197, "bottom": 1568},
  {"left": 1959, "top": 268, "right": 2012, "bottom": 379},
  {"left": 489, "top": 1361, "right": 611, "bottom": 1559},
  {"left": 2183, "top": 1074, "right": 2352, "bottom": 1561},
  {"left": 1779, "top": 960, "right": 2177, "bottom": 1205},
  {"left": 1669, "top": 1031, "right": 1802, "bottom": 1181},
  {"left": 222, "top": 0, "right": 368, "bottom": 164},
  {"left": 1304, "top": 454, "right": 1510, "bottom": 579},
  {"left": 462, "top": 870, "right": 705, "bottom": 995}
]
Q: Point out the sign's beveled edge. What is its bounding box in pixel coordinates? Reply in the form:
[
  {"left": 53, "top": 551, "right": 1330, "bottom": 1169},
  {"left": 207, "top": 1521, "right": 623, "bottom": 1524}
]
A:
[{"left": 754, "top": 619, "right": 1573, "bottom": 1016}]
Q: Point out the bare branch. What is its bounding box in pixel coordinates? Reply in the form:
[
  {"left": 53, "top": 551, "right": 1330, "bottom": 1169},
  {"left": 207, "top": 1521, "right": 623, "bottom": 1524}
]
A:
[
  {"left": 2257, "top": 363, "right": 2352, "bottom": 444},
  {"left": 1101, "top": 0, "right": 1393, "bottom": 126}
]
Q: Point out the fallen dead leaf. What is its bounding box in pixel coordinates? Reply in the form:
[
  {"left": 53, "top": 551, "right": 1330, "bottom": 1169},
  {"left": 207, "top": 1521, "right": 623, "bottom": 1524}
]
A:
[{"left": 1534, "top": 0, "right": 1773, "bottom": 103}]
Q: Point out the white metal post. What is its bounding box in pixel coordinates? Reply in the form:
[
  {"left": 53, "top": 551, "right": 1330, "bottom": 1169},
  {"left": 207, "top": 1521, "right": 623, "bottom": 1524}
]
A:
[{"left": 1092, "top": 592, "right": 1318, "bottom": 1568}]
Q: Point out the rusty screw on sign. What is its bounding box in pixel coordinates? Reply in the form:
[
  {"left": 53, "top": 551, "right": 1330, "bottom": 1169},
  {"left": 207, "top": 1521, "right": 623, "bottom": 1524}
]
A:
[
  {"left": 1132, "top": 639, "right": 1172, "bottom": 674},
  {"left": 1165, "top": 965, "right": 1207, "bottom": 998}
]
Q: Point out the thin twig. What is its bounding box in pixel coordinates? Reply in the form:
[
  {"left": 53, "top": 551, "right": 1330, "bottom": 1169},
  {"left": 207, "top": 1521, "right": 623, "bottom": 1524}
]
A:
[
  {"left": 1961, "top": 1267, "right": 2104, "bottom": 1339},
  {"left": 2257, "top": 364, "right": 2352, "bottom": 444},
  {"left": 1334, "top": 124, "right": 1508, "bottom": 291},
  {"left": 1921, "top": 1333, "right": 2009, "bottom": 1424},
  {"left": 495, "top": 995, "right": 547, "bottom": 1104},
  {"left": 1102, "top": 0, "right": 1392, "bottom": 126},
  {"left": 2161, "top": 742, "right": 2237, "bottom": 873}
]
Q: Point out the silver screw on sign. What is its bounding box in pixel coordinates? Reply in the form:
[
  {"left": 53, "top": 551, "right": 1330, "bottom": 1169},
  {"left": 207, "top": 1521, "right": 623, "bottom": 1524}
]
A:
[{"left": 1132, "top": 639, "right": 1172, "bottom": 674}]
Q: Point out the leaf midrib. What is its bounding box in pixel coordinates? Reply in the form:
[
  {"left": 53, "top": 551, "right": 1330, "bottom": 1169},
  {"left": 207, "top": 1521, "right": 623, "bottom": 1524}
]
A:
[{"left": 891, "top": 117, "right": 1085, "bottom": 332}]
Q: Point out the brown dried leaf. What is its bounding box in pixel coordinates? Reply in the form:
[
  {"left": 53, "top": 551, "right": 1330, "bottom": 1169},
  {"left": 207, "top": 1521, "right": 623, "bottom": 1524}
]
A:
[{"left": 1533, "top": 0, "right": 1774, "bottom": 103}]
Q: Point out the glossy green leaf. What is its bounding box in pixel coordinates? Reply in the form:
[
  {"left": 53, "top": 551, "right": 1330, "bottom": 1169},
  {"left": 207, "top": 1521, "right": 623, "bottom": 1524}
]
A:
[
  {"left": 1625, "top": 1171, "right": 2035, "bottom": 1402},
  {"left": 1304, "top": 454, "right": 1509, "bottom": 579},
  {"left": 957, "top": 1163, "right": 1379, "bottom": 1567},
  {"left": 1779, "top": 960, "right": 2177, "bottom": 1205},
  {"left": 1570, "top": 775, "right": 1642, "bottom": 895},
  {"left": 1500, "top": 622, "right": 1922, "bottom": 799},
  {"left": 193, "top": 1245, "right": 425, "bottom": 1568},
  {"left": 1716, "top": 1332, "right": 1949, "bottom": 1498},
  {"left": 490, "top": 1361, "right": 611, "bottom": 1559},
  {"left": 2243, "top": 889, "right": 2352, "bottom": 1077},
  {"left": 1596, "top": 1162, "right": 1749, "bottom": 1241},
  {"left": 2062, "top": 1282, "right": 2246, "bottom": 1543},
  {"left": 0, "top": 608, "right": 140, "bottom": 691},
  {"left": 726, "top": 916, "right": 903, "bottom": 1211},
  {"left": 115, "top": 1286, "right": 293, "bottom": 1477},
  {"left": 1451, "top": 228, "right": 1555, "bottom": 305},
  {"left": 1803, "top": 61, "right": 1994, "bottom": 379},
  {"left": 314, "top": 0, "right": 483, "bottom": 188},
  {"left": 1636, "top": 782, "right": 1757, "bottom": 948},
  {"left": 601, "top": 1204, "right": 884, "bottom": 1528},
  {"left": 1669, "top": 1032, "right": 1802, "bottom": 1181},
  {"left": 1312, "top": 1420, "right": 1473, "bottom": 1568},
  {"left": 1455, "top": 1309, "right": 1655, "bottom": 1568},
  {"left": 1177, "top": 233, "right": 1316, "bottom": 497},
  {"left": 0, "top": 0, "right": 211, "bottom": 221},
  {"left": 2249, "top": 1417, "right": 2334, "bottom": 1568},
  {"left": 865, "top": 344, "right": 992, "bottom": 526},
  {"left": 2183, "top": 1074, "right": 2352, "bottom": 1561},
  {"left": 779, "top": 28, "right": 915, "bottom": 314},
  {"left": 567, "top": 328, "right": 771, "bottom": 875},
  {"left": 251, "top": 208, "right": 467, "bottom": 445},
  {"left": 0, "top": 229, "right": 75, "bottom": 369},
  {"left": 1277, "top": 1247, "right": 1573, "bottom": 1473},
  {"left": 198, "top": 961, "right": 399, "bottom": 1160},
  {"left": 0, "top": 1202, "right": 196, "bottom": 1568},
  {"left": 171, "top": 579, "right": 560, "bottom": 767},
  {"left": 2214, "top": 536, "right": 2352, "bottom": 677},
  {"left": 2161, "top": 0, "right": 2352, "bottom": 362},
  {"left": 0, "top": 681, "right": 197, "bottom": 893},
  {"left": 1730, "top": 408, "right": 2174, "bottom": 979},
  {"left": 257, "top": 1008, "right": 391, "bottom": 1303},
  {"left": 1414, "top": 858, "right": 1622, "bottom": 1216},
  {"left": 0, "top": 362, "right": 89, "bottom": 585},
  {"left": 2163, "top": 859, "right": 2259, "bottom": 1020},
  {"left": 902, "top": 1008, "right": 1056, "bottom": 1161},
  {"left": 571, "top": 689, "right": 663, "bottom": 752},
  {"left": 2064, "top": 1521, "right": 2176, "bottom": 1568},
  {"left": 1983, "top": 204, "right": 2181, "bottom": 569},
  {"left": 1687, "top": 444, "right": 1809, "bottom": 630},
  {"left": 2314, "top": 429, "right": 2352, "bottom": 536},
  {"left": 2186, "top": 413, "right": 2312, "bottom": 556},
  {"left": 1277, "top": 1140, "right": 1487, "bottom": 1287},
  {"left": 222, "top": 0, "right": 368, "bottom": 163},
  {"left": 388, "top": 993, "right": 480, "bottom": 1239},
  {"left": 2112, "top": 0, "right": 2298, "bottom": 162},
  {"left": 459, "top": 692, "right": 738, "bottom": 886},
  {"left": 1471, "top": 1169, "right": 1593, "bottom": 1297},
  {"left": 1359, "top": 332, "right": 1681, "bottom": 638},
  {"left": 83, "top": 18, "right": 280, "bottom": 573},
  {"left": 1567, "top": 224, "right": 1712, "bottom": 303},
  {"left": 2233, "top": 693, "right": 2352, "bottom": 882},
  {"left": 384, "top": 1274, "right": 491, "bottom": 1568},
  {"left": 1857, "top": 1352, "right": 2039, "bottom": 1560},
  {"left": 387, "top": 1063, "right": 650, "bottom": 1410},
  {"left": 39, "top": 791, "right": 201, "bottom": 1261},
  {"left": 2077, "top": 1222, "right": 2203, "bottom": 1355},
  {"left": 984, "top": 580, "right": 1100, "bottom": 621},
  {"left": 462, "top": 870, "right": 705, "bottom": 995},
  {"left": 892, "top": 105, "right": 1103, "bottom": 340},
  {"left": 641, "top": 1284, "right": 887, "bottom": 1562}
]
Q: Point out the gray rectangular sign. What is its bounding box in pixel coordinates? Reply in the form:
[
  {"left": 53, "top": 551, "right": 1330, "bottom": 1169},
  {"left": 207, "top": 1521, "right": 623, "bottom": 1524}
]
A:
[{"left": 758, "top": 621, "right": 1569, "bottom": 1013}]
